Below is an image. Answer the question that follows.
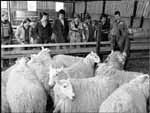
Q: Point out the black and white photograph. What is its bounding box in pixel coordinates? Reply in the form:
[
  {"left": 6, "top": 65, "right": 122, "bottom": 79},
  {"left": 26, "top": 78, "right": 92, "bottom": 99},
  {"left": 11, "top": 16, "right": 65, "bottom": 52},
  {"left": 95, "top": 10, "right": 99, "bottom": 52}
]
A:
[{"left": 1, "top": 0, "right": 150, "bottom": 113}]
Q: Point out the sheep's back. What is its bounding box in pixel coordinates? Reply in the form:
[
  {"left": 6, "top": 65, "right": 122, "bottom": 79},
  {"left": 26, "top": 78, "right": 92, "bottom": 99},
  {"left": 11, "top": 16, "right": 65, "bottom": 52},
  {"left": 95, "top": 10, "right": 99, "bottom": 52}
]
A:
[
  {"left": 1, "top": 85, "right": 10, "bottom": 113},
  {"left": 58, "top": 77, "right": 119, "bottom": 112},
  {"left": 53, "top": 55, "right": 83, "bottom": 67},
  {"left": 6, "top": 64, "right": 47, "bottom": 113},
  {"left": 99, "top": 83, "right": 147, "bottom": 113}
]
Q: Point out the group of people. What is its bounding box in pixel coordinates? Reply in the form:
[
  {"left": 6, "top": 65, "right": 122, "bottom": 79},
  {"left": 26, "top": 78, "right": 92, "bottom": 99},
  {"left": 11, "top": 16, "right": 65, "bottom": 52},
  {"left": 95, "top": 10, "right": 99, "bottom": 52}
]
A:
[
  {"left": 1, "top": 9, "right": 110, "bottom": 45},
  {"left": 1, "top": 9, "right": 130, "bottom": 69},
  {"left": 1, "top": 10, "right": 130, "bottom": 56}
]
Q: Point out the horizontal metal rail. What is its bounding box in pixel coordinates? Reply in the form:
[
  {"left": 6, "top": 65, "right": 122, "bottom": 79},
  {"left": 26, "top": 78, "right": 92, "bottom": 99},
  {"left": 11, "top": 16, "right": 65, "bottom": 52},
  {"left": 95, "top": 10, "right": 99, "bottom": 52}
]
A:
[{"left": 1, "top": 40, "right": 150, "bottom": 59}]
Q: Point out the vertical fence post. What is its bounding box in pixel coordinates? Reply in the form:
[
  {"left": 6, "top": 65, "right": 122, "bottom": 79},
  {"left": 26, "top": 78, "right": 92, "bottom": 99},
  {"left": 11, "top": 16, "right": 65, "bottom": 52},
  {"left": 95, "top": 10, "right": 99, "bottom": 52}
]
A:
[
  {"left": 7, "top": 1, "right": 12, "bottom": 23},
  {"left": 72, "top": 1, "right": 75, "bottom": 18},
  {"left": 102, "top": 0, "right": 106, "bottom": 15},
  {"left": 96, "top": 23, "right": 102, "bottom": 58},
  {"left": 130, "top": 0, "right": 138, "bottom": 28}
]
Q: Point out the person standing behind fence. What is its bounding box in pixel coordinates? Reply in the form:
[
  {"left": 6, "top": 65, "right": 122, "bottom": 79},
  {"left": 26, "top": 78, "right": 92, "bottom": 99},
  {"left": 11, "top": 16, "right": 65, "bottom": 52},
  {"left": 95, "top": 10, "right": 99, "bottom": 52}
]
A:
[
  {"left": 15, "top": 18, "right": 32, "bottom": 44},
  {"left": 110, "top": 11, "right": 130, "bottom": 69},
  {"left": 30, "top": 21, "right": 38, "bottom": 44},
  {"left": 1, "top": 11, "right": 13, "bottom": 45},
  {"left": 69, "top": 14, "right": 84, "bottom": 43},
  {"left": 51, "top": 9, "right": 69, "bottom": 43},
  {"left": 83, "top": 14, "right": 95, "bottom": 42},
  {"left": 100, "top": 14, "right": 110, "bottom": 41},
  {"left": 35, "top": 12, "right": 52, "bottom": 44}
]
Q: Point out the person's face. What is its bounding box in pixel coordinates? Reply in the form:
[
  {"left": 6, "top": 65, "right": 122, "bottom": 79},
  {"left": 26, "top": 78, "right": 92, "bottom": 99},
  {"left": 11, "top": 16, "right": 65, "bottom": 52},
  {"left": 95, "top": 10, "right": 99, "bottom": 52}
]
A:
[
  {"left": 59, "top": 14, "right": 64, "bottom": 20},
  {"left": 2, "top": 14, "right": 8, "bottom": 21},
  {"left": 30, "top": 22, "right": 36, "bottom": 28},
  {"left": 24, "top": 21, "right": 30, "bottom": 28},
  {"left": 101, "top": 17, "right": 106, "bottom": 23},
  {"left": 42, "top": 15, "right": 48, "bottom": 21},
  {"left": 74, "top": 17, "right": 79, "bottom": 23},
  {"left": 114, "top": 14, "right": 120, "bottom": 21}
]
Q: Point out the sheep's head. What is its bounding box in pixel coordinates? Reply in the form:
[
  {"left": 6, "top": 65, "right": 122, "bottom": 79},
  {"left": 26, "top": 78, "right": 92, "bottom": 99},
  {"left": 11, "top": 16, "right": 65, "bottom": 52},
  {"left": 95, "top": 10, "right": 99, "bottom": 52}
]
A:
[
  {"left": 37, "top": 47, "right": 51, "bottom": 61},
  {"left": 54, "top": 79, "right": 75, "bottom": 100},
  {"left": 104, "top": 51, "right": 125, "bottom": 70},
  {"left": 130, "top": 74, "right": 150, "bottom": 99},
  {"left": 48, "top": 65, "right": 64, "bottom": 88},
  {"left": 16, "top": 57, "right": 29, "bottom": 64},
  {"left": 84, "top": 51, "right": 100, "bottom": 64}
]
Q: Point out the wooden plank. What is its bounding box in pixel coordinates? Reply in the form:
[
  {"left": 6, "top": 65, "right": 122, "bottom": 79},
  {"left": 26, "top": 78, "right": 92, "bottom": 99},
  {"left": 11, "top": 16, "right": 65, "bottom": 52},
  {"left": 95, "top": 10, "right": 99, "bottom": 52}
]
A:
[
  {"left": 1, "top": 39, "right": 150, "bottom": 48},
  {"left": 1, "top": 43, "right": 149, "bottom": 59}
]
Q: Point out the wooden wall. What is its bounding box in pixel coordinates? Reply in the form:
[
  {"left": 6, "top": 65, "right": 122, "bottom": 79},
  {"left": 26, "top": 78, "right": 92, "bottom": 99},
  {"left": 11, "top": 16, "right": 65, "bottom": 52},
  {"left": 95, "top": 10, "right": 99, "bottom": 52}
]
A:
[
  {"left": 74, "top": 0, "right": 150, "bottom": 29},
  {"left": 2, "top": 1, "right": 150, "bottom": 29}
]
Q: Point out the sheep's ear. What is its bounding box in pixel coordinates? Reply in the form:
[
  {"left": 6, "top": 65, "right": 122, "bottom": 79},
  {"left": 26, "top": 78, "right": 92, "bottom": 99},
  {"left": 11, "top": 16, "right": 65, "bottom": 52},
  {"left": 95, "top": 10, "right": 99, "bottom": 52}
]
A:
[
  {"left": 41, "top": 46, "right": 44, "bottom": 50},
  {"left": 139, "top": 75, "right": 149, "bottom": 83},
  {"left": 91, "top": 51, "right": 94, "bottom": 54}
]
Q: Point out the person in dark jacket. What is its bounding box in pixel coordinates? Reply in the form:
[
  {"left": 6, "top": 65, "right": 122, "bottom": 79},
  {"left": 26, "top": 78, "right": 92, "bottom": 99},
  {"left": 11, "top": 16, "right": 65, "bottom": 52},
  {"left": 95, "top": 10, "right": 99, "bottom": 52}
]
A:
[
  {"left": 51, "top": 9, "right": 69, "bottom": 43},
  {"left": 1, "top": 12, "right": 13, "bottom": 45},
  {"left": 110, "top": 11, "right": 130, "bottom": 69},
  {"left": 35, "top": 12, "right": 52, "bottom": 44},
  {"left": 100, "top": 14, "right": 110, "bottom": 41},
  {"left": 83, "top": 14, "right": 95, "bottom": 42}
]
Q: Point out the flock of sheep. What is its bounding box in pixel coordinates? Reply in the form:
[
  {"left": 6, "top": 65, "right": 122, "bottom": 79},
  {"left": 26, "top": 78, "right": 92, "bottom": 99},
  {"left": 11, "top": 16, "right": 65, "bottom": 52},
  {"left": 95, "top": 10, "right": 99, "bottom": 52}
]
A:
[{"left": 1, "top": 47, "right": 150, "bottom": 113}]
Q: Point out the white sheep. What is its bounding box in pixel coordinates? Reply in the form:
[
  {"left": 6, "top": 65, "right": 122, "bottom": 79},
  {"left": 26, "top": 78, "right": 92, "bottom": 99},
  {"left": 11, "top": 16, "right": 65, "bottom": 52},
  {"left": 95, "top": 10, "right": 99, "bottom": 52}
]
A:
[
  {"left": 99, "top": 74, "right": 150, "bottom": 113},
  {"left": 2, "top": 84, "right": 11, "bottom": 113},
  {"left": 28, "top": 48, "right": 82, "bottom": 92},
  {"left": 52, "top": 54, "right": 83, "bottom": 67},
  {"left": 1, "top": 57, "right": 29, "bottom": 113},
  {"left": 104, "top": 51, "right": 126, "bottom": 70},
  {"left": 6, "top": 57, "right": 47, "bottom": 113},
  {"left": 53, "top": 76, "right": 119, "bottom": 113},
  {"left": 95, "top": 62, "right": 145, "bottom": 86},
  {"left": 48, "top": 51, "right": 100, "bottom": 87}
]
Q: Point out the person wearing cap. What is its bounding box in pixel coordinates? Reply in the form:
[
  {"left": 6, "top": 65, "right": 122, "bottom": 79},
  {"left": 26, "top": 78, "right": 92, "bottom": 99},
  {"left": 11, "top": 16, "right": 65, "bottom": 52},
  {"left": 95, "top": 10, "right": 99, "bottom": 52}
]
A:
[
  {"left": 34, "top": 12, "right": 52, "bottom": 44},
  {"left": 110, "top": 10, "right": 130, "bottom": 69},
  {"left": 1, "top": 11, "right": 13, "bottom": 45},
  {"left": 69, "top": 14, "right": 84, "bottom": 44},
  {"left": 51, "top": 9, "right": 69, "bottom": 43},
  {"left": 15, "top": 18, "right": 32, "bottom": 44}
]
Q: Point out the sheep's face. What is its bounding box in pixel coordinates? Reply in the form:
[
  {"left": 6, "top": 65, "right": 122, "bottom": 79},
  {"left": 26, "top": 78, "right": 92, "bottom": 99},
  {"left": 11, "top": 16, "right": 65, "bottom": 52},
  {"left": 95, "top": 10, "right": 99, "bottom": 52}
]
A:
[
  {"left": 104, "top": 51, "right": 125, "bottom": 69},
  {"left": 16, "top": 57, "right": 29, "bottom": 64},
  {"left": 37, "top": 47, "right": 51, "bottom": 61},
  {"left": 48, "top": 65, "right": 64, "bottom": 87},
  {"left": 54, "top": 79, "right": 75, "bottom": 100},
  {"left": 86, "top": 51, "right": 100, "bottom": 63}
]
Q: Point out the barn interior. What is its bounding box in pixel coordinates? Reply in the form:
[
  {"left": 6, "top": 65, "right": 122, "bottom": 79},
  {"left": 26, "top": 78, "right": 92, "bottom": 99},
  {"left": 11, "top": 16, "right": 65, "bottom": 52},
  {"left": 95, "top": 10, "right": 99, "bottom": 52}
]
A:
[
  {"left": 1, "top": 0, "right": 150, "bottom": 73},
  {"left": 1, "top": 1, "right": 150, "bottom": 113}
]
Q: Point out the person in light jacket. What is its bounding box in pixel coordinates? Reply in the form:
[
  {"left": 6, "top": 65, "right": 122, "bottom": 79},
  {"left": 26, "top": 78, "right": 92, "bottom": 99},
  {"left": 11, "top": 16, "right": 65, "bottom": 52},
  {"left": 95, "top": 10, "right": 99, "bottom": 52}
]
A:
[{"left": 15, "top": 18, "right": 32, "bottom": 44}]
